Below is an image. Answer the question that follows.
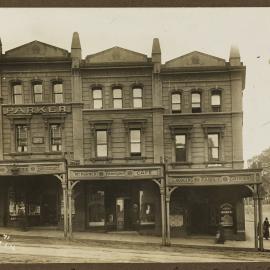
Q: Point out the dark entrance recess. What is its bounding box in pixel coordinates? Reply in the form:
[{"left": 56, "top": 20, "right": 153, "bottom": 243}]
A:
[
  {"left": 116, "top": 198, "right": 133, "bottom": 231},
  {"left": 40, "top": 192, "right": 58, "bottom": 226},
  {"left": 190, "top": 203, "right": 210, "bottom": 234}
]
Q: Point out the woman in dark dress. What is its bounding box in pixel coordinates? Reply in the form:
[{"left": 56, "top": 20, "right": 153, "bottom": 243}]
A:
[{"left": 263, "top": 217, "right": 270, "bottom": 240}]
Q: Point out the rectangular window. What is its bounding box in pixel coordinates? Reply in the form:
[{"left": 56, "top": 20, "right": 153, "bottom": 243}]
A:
[
  {"left": 113, "top": 88, "right": 122, "bottom": 109},
  {"left": 93, "top": 89, "right": 103, "bottom": 109},
  {"left": 133, "top": 87, "right": 142, "bottom": 108},
  {"left": 172, "top": 93, "right": 181, "bottom": 113},
  {"left": 96, "top": 130, "right": 107, "bottom": 157},
  {"left": 16, "top": 125, "right": 28, "bottom": 152},
  {"left": 175, "top": 134, "right": 186, "bottom": 162},
  {"left": 211, "top": 92, "right": 221, "bottom": 112},
  {"left": 53, "top": 83, "right": 63, "bottom": 103},
  {"left": 192, "top": 93, "right": 201, "bottom": 113},
  {"left": 208, "top": 133, "right": 219, "bottom": 161},
  {"left": 130, "top": 129, "right": 141, "bottom": 156},
  {"left": 13, "top": 84, "right": 23, "bottom": 104},
  {"left": 33, "top": 83, "right": 43, "bottom": 103},
  {"left": 50, "top": 124, "right": 62, "bottom": 152}
]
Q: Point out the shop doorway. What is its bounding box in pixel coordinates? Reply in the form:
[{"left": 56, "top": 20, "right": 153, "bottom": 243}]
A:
[
  {"left": 40, "top": 192, "right": 58, "bottom": 226},
  {"left": 190, "top": 203, "right": 210, "bottom": 234},
  {"left": 116, "top": 197, "right": 132, "bottom": 231}
]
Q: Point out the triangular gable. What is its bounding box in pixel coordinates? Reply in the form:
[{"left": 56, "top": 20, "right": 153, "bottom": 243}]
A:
[
  {"left": 165, "top": 51, "right": 226, "bottom": 68},
  {"left": 86, "top": 46, "right": 148, "bottom": 64},
  {"left": 5, "top": 40, "right": 69, "bottom": 58}
]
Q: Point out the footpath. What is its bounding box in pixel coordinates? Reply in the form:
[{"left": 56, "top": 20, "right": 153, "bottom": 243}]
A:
[{"left": 1, "top": 226, "right": 270, "bottom": 252}]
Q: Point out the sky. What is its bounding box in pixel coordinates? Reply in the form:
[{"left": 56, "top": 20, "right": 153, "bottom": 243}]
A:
[{"left": 0, "top": 8, "right": 269, "bottom": 163}]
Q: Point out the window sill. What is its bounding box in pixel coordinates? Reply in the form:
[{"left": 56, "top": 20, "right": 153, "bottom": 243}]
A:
[
  {"left": 206, "top": 161, "right": 224, "bottom": 168},
  {"left": 91, "top": 157, "right": 112, "bottom": 162},
  {"left": 171, "top": 162, "right": 192, "bottom": 168},
  {"left": 125, "top": 156, "right": 146, "bottom": 161},
  {"left": 9, "top": 152, "right": 32, "bottom": 156}
]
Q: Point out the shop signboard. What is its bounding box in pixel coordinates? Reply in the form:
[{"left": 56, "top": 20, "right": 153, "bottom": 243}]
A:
[{"left": 220, "top": 203, "right": 234, "bottom": 227}]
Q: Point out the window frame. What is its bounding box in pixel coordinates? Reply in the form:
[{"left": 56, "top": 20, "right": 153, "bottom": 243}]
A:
[
  {"left": 92, "top": 88, "right": 103, "bottom": 109},
  {"left": 52, "top": 82, "right": 64, "bottom": 104},
  {"left": 112, "top": 87, "right": 123, "bottom": 109},
  {"left": 12, "top": 83, "right": 23, "bottom": 105},
  {"left": 211, "top": 89, "right": 222, "bottom": 112},
  {"left": 96, "top": 130, "right": 108, "bottom": 158},
  {"left": 129, "top": 128, "right": 142, "bottom": 156},
  {"left": 32, "top": 81, "right": 43, "bottom": 103},
  {"left": 207, "top": 133, "right": 220, "bottom": 161},
  {"left": 171, "top": 92, "right": 182, "bottom": 113},
  {"left": 15, "top": 124, "right": 28, "bottom": 153},
  {"left": 174, "top": 134, "right": 187, "bottom": 162},
  {"left": 132, "top": 87, "right": 143, "bottom": 108},
  {"left": 191, "top": 91, "right": 202, "bottom": 113},
  {"left": 49, "top": 124, "right": 62, "bottom": 152}
]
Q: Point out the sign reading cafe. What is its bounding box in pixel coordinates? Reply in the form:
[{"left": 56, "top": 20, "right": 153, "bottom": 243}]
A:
[{"left": 3, "top": 105, "right": 70, "bottom": 115}]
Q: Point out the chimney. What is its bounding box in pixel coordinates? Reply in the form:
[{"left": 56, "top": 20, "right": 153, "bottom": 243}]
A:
[
  {"left": 152, "top": 38, "right": 161, "bottom": 73},
  {"left": 229, "top": 45, "right": 241, "bottom": 66}
]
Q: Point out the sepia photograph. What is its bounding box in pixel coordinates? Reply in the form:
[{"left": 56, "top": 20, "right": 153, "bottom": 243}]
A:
[{"left": 0, "top": 6, "right": 270, "bottom": 268}]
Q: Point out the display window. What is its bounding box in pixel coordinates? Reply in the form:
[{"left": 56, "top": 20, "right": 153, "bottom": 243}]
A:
[
  {"left": 139, "top": 189, "right": 155, "bottom": 225},
  {"left": 88, "top": 189, "right": 105, "bottom": 227}
]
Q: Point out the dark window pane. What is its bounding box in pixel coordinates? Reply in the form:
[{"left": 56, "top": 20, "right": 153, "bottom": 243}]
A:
[{"left": 88, "top": 190, "right": 105, "bottom": 227}]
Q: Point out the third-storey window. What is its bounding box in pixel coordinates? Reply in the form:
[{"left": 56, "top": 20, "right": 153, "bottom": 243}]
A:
[
  {"left": 130, "top": 129, "right": 141, "bottom": 156},
  {"left": 96, "top": 130, "right": 108, "bottom": 157},
  {"left": 175, "top": 134, "right": 186, "bottom": 162},
  {"left": 192, "top": 92, "right": 201, "bottom": 113},
  {"left": 113, "top": 88, "right": 122, "bottom": 109},
  {"left": 172, "top": 93, "right": 181, "bottom": 113},
  {"left": 133, "top": 87, "right": 142, "bottom": 108},
  {"left": 50, "top": 124, "right": 62, "bottom": 152},
  {"left": 211, "top": 90, "right": 221, "bottom": 112},
  {"left": 208, "top": 133, "right": 219, "bottom": 161},
  {"left": 16, "top": 125, "right": 28, "bottom": 152},
  {"left": 33, "top": 82, "right": 43, "bottom": 103},
  {"left": 53, "top": 83, "right": 63, "bottom": 103},
  {"left": 93, "top": 88, "right": 103, "bottom": 109},
  {"left": 13, "top": 84, "right": 23, "bottom": 104}
]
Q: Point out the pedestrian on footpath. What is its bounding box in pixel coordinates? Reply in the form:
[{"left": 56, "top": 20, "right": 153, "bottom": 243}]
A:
[{"left": 263, "top": 217, "right": 269, "bottom": 240}]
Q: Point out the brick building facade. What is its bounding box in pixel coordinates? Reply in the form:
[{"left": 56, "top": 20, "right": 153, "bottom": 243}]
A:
[{"left": 0, "top": 33, "right": 263, "bottom": 244}]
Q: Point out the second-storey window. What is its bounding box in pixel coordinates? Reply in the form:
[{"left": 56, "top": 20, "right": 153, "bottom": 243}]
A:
[
  {"left": 96, "top": 130, "right": 107, "bottom": 157},
  {"left": 113, "top": 88, "right": 122, "bottom": 109},
  {"left": 33, "top": 83, "right": 43, "bottom": 103},
  {"left": 130, "top": 129, "right": 141, "bottom": 156},
  {"left": 211, "top": 91, "right": 221, "bottom": 112},
  {"left": 172, "top": 93, "right": 181, "bottom": 113},
  {"left": 93, "top": 88, "right": 103, "bottom": 109},
  {"left": 175, "top": 134, "right": 186, "bottom": 162},
  {"left": 53, "top": 83, "right": 63, "bottom": 103},
  {"left": 133, "top": 87, "right": 142, "bottom": 108},
  {"left": 50, "top": 124, "right": 62, "bottom": 152},
  {"left": 191, "top": 92, "right": 201, "bottom": 113},
  {"left": 13, "top": 84, "right": 23, "bottom": 104},
  {"left": 16, "top": 125, "right": 28, "bottom": 152},
  {"left": 208, "top": 133, "right": 219, "bottom": 161}
]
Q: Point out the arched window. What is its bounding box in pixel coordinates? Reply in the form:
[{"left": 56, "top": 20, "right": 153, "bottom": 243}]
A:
[
  {"left": 33, "top": 81, "right": 43, "bottom": 103},
  {"left": 211, "top": 90, "right": 221, "bottom": 112},
  {"left": 12, "top": 83, "right": 23, "bottom": 104},
  {"left": 171, "top": 93, "right": 181, "bottom": 113},
  {"left": 132, "top": 87, "right": 143, "bottom": 108},
  {"left": 191, "top": 92, "right": 201, "bottom": 113},
  {"left": 92, "top": 88, "right": 103, "bottom": 109},
  {"left": 113, "top": 88, "right": 122, "bottom": 109},
  {"left": 53, "top": 82, "right": 63, "bottom": 103}
]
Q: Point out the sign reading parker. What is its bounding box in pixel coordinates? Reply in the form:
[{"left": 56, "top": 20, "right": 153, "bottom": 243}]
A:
[{"left": 3, "top": 105, "right": 71, "bottom": 115}]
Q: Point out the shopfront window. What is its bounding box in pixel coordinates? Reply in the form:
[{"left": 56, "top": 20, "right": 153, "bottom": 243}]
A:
[
  {"left": 88, "top": 190, "right": 105, "bottom": 227},
  {"left": 8, "top": 187, "right": 26, "bottom": 220}
]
